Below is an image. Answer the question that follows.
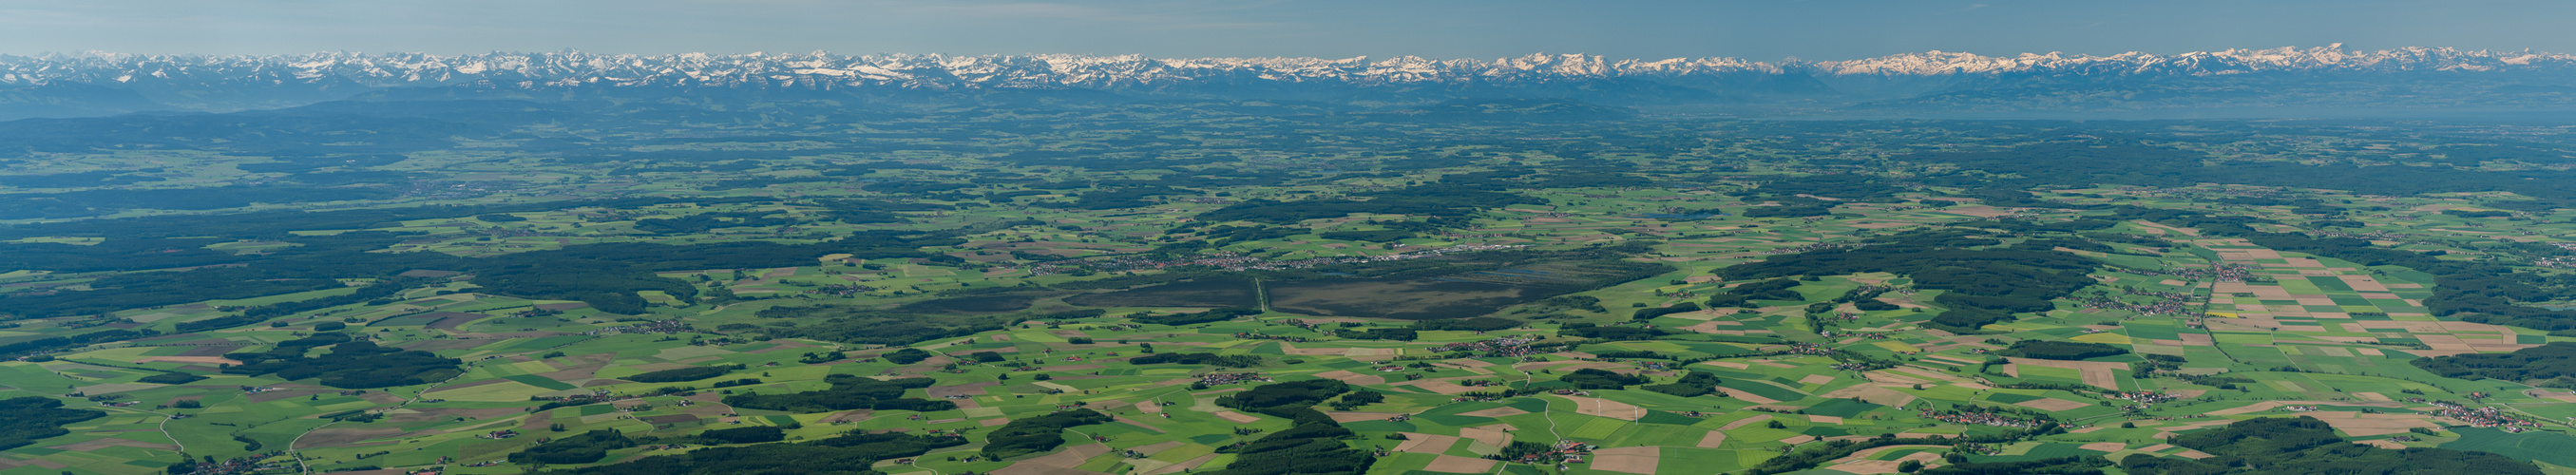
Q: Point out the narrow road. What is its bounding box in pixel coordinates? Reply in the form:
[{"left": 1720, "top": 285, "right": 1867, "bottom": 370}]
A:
[
  {"left": 144, "top": 407, "right": 189, "bottom": 454},
  {"left": 1254, "top": 278, "right": 1270, "bottom": 313},
  {"left": 286, "top": 352, "right": 492, "bottom": 473},
  {"left": 2, "top": 367, "right": 192, "bottom": 455},
  {"left": 1526, "top": 371, "right": 1564, "bottom": 442}
]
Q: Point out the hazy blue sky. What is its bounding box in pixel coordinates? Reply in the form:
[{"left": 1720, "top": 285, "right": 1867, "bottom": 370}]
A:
[{"left": 4, "top": 0, "right": 2571, "bottom": 60}]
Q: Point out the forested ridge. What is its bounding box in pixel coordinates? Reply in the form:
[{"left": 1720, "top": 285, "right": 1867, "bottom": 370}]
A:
[
  {"left": 1719, "top": 227, "right": 2104, "bottom": 332},
  {"left": 981, "top": 409, "right": 1112, "bottom": 459},
  {"left": 2412, "top": 343, "right": 2576, "bottom": 384},
  {"left": 2120, "top": 417, "right": 2537, "bottom": 474},
  {"left": 221, "top": 332, "right": 463, "bottom": 389},
  {"left": 720, "top": 375, "right": 953, "bottom": 412},
  {"left": 1210, "top": 380, "right": 1377, "bottom": 475},
  {"left": 0, "top": 397, "right": 106, "bottom": 451}
]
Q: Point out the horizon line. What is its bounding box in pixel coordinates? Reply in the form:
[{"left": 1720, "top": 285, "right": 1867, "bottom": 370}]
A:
[{"left": 5, "top": 44, "right": 2569, "bottom": 64}]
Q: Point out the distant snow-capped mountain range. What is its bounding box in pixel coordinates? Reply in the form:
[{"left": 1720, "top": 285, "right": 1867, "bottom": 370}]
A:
[{"left": 2, "top": 45, "right": 2573, "bottom": 119}]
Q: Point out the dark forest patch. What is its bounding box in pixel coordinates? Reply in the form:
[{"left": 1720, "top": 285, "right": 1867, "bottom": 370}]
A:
[
  {"left": 1268, "top": 277, "right": 1537, "bottom": 320},
  {"left": 1266, "top": 256, "right": 1670, "bottom": 320},
  {"left": 1066, "top": 276, "right": 1259, "bottom": 308},
  {"left": 223, "top": 332, "right": 463, "bottom": 389},
  {"left": 2413, "top": 343, "right": 2576, "bottom": 385},
  {"left": 895, "top": 294, "right": 1036, "bottom": 314},
  {"left": 1719, "top": 229, "right": 2098, "bottom": 332},
  {"left": 0, "top": 397, "right": 106, "bottom": 450},
  {"left": 756, "top": 305, "right": 1015, "bottom": 346},
  {"left": 721, "top": 374, "right": 952, "bottom": 412},
  {"left": 1997, "top": 340, "right": 2128, "bottom": 360}
]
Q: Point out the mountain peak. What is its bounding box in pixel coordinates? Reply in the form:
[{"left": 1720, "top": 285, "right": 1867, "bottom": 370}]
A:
[
  {"left": 4, "top": 47, "right": 2568, "bottom": 91},
  {"left": 1, "top": 47, "right": 2572, "bottom": 119}
]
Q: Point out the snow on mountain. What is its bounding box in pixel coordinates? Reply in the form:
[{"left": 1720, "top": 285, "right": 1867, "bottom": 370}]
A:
[
  {"left": 8, "top": 45, "right": 2566, "bottom": 92},
  {"left": 1, "top": 46, "right": 2572, "bottom": 120},
  {"left": 1807, "top": 45, "right": 2576, "bottom": 77}
]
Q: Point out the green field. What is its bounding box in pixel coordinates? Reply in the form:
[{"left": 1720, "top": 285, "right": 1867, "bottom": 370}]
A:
[{"left": 1, "top": 117, "right": 2574, "bottom": 474}]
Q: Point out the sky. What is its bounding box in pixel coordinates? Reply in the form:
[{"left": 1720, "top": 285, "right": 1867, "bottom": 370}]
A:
[{"left": 2, "top": 0, "right": 2572, "bottom": 60}]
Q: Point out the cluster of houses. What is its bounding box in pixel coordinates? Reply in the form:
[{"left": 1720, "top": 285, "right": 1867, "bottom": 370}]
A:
[
  {"left": 1511, "top": 440, "right": 1598, "bottom": 466},
  {"left": 582, "top": 319, "right": 690, "bottom": 336},
  {"left": 1198, "top": 372, "right": 1270, "bottom": 386},
  {"left": 1428, "top": 335, "right": 1542, "bottom": 358},
  {"left": 181, "top": 451, "right": 293, "bottom": 475},
  {"left": 2102, "top": 390, "right": 2182, "bottom": 405},
  {"left": 1229, "top": 332, "right": 1307, "bottom": 343},
  {"left": 2421, "top": 400, "right": 2542, "bottom": 431},
  {"left": 2072, "top": 287, "right": 2202, "bottom": 317},
  {"left": 1917, "top": 408, "right": 2048, "bottom": 428}
]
